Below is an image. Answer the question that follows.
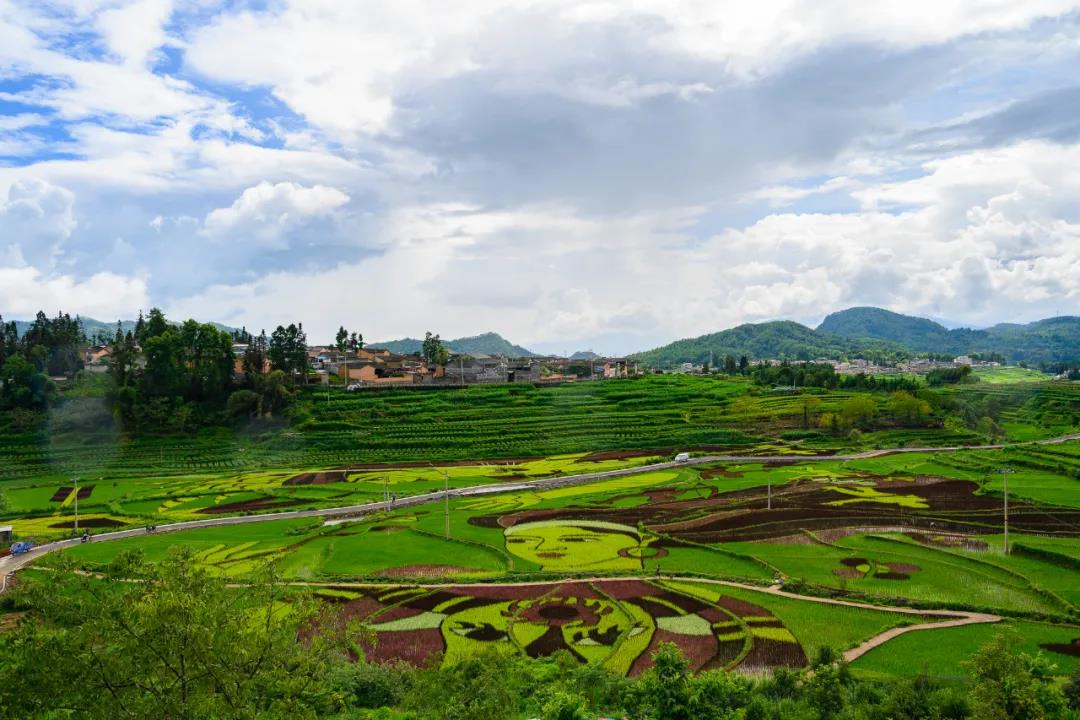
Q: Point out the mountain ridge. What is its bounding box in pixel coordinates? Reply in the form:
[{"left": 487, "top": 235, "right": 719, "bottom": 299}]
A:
[
  {"left": 375, "top": 331, "right": 536, "bottom": 357},
  {"left": 818, "top": 307, "right": 1080, "bottom": 364},
  {"left": 631, "top": 308, "right": 1080, "bottom": 367}
]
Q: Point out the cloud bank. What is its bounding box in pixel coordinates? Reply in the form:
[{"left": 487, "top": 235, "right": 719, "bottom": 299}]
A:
[{"left": 2, "top": 1, "right": 1080, "bottom": 352}]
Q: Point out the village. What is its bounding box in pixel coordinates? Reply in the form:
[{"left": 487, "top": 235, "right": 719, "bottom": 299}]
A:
[
  {"left": 78, "top": 341, "right": 635, "bottom": 388},
  {"left": 77, "top": 336, "right": 1001, "bottom": 390}
]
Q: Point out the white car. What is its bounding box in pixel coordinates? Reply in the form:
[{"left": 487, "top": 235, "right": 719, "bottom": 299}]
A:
[
  {"left": 346, "top": 383, "right": 363, "bottom": 392},
  {"left": 674, "top": 452, "right": 690, "bottom": 463}
]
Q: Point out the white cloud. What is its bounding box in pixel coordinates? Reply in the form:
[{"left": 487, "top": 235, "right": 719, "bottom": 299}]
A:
[
  {"left": 203, "top": 181, "right": 350, "bottom": 248},
  {"left": 167, "top": 139, "right": 1080, "bottom": 351},
  {"left": 0, "top": 266, "right": 149, "bottom": 319},
  {"left": 0, "top": 178, "right": 76, "bottom": 270},
  {"left": 183, "top": 0, "right": 1080, "bottom": 139},
  {"left": 4, "top": 0, "right": 1080, "bottom": 351},
  {"left": 744, "top": 176, "right": 859, "bottom": 207},
  {"left": 96, "top": 0, "right": 173, "bottom": 68}
]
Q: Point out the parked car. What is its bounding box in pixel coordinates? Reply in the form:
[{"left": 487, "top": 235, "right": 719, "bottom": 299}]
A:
[
  {"left": 346, "top": 383, "right": 363, "bottom": 392},
  {"left": 674, "top": 452, "right": 690, "bottom": 463},
  {"left": 10, "top": 541, "right": 34, "bottom": 555}
]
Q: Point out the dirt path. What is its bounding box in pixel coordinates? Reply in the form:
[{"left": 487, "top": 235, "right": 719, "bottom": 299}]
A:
[{"left": 840, "top": 614, "right": 1000, "bottom": 662}]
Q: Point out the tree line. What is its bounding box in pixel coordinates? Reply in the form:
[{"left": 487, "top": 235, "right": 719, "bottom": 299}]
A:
[{"left": 0, "top": 308, "right": 324, "bottom": 431}]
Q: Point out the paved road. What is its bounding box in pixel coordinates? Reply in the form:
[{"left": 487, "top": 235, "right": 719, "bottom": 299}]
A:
[{"left": 3, "top": 432, "right": 1079, "bottom": 588}]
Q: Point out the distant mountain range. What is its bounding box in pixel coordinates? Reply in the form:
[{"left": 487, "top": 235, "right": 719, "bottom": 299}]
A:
[
  {"left": 9, "top": 307, "right": 1077, "bottom": 366},
  {"left": 631, "top": 307, "right": 1080, "bottom": 367},
  {"left": 375, "top": 332, "right": 537, "bottom": 357},
  {"left": 819, "top": 307, "right": 1080, "bottom": 364}
]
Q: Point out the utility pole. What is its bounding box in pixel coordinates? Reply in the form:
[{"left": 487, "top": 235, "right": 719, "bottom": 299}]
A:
[
  {"left": 443, "top": 470, "right": 450, "bottom": 539},
  {"left": 1001, "top": 467, "right": 1013, "bottom": 554},
  {"left": 383, "top": 473, "right": 389, "bottom": 504},
  {"left": 767, "top": 477, "right": 772, "bottom": 511},
  {"left": 72, "top": 475, "right": 79, "bottom": 533}
]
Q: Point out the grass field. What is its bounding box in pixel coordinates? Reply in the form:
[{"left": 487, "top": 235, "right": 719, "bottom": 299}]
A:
[
  {"left": 851, "top": 619, "right": 1080, "bottom": 679},
  {"left": 973, "top": 366, "right": 1055, "bottom": 384}
]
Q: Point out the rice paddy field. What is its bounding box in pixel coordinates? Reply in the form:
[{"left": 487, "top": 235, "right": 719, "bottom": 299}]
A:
[{"left": 6, "top": 374, "right": 1080, "bottom": 679}]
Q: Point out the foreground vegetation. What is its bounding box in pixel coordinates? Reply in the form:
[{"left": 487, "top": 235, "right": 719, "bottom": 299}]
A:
[{"left": 4, "top": 553, "right": 1080, "bottom": 720}]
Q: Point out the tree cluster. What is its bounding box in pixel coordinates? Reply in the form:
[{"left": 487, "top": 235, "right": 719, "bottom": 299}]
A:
[
  {"left": 335, "top": 326, "right": 364, "bottom": 354},
  {"left": 926, "top": 365, "right": 976, "bottom": 386},
  {"left": 0, "top": 311, "right": 85, "bottom": 409},
  {"left": 107, "top": 309, "right": 303, "bottom": 431},
  {"left": 751, "top": 362, "right": 921, "bottom": 394}
]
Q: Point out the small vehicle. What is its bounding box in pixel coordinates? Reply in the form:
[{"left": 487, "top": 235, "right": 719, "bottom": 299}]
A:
[
  {"left": 674, "top": 452, "right": 691, "bottom": 463},
  {"left": 10, "top": 541, "right": 33, "bottom": 555},
  {"left": 346, "top": 383, "right": 363, "bottom": 392},
  {"left": 81, "top": 531, "right": 91, "bottom": 543}
]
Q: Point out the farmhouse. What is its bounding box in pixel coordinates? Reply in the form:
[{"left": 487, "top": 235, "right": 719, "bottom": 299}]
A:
[{"left": 338, "top": 353, "right": 429, "bottom": 385}]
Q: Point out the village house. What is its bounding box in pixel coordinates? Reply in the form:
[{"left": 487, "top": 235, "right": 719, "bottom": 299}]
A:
[
  {"left": 338, "top": 352, "right": 429, "bottom": 385},
  {"left": 82, "top": 345, "right": 112, "bottom": 373}
]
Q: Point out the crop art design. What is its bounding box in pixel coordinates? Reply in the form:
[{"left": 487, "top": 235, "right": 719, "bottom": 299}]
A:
[{"left": 320, "top": 580, "right": 806, "bottom": 675}]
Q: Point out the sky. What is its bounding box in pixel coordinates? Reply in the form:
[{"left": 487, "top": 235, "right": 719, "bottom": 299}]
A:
[{"left": 1, "top": 1, "right": 1079, "bottom": 355}]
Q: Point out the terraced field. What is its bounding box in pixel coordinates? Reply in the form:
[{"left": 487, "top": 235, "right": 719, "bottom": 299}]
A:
[
  {"left": 6, "top": 376, "right": 1080, "bottom": 679},
  {"left": 7, "top": 375, "right": 1076, "bottom": 487}
]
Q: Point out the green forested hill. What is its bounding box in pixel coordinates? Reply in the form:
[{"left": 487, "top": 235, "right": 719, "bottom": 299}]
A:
[
  {"left": 631, "top": 308, "right": 1080, "bottom": 368},
  {"left": 630, "top": 320, "right": 906, "bottom": 367},
  {"left": 818, "top": 307, "right": 1080, "bottom": 363},
  {"left": 376, "top": 331, "right": 535, "bottom": 357},
  {"left": 817, "top": 307, "right": 960, "bottom": 349}
]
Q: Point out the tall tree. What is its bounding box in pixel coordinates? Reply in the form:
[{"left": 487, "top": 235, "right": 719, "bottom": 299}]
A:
[
  {"left": 335, "top": 326, "right": 348, "bottom": 354},
  {"left": 242, "top": 330, "right": 269, "bottom": 379},
  {"left": 422, "top": 332, "right": 449, "bottom": 366},
  {"left": 0, "top": 314, "right": 15, "bottom": 367},
  {"left": 143, "top": 307, "right": 169, "bottom": 341},
  {"left": 268, "top": 323, "right": 308, "bottom": 380}
]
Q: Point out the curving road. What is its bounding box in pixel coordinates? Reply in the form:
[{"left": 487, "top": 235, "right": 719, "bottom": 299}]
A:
[{"left": 2, "top": 432, "right": 1079, "bottom": 589}]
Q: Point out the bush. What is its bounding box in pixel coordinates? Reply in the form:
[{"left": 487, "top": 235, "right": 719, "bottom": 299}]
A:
[
  {"left": 541, "top": 691, "right": 591, "bottom": 720},
  {"left": 226, "top": 389, "right": 261, "bottom": 419}
]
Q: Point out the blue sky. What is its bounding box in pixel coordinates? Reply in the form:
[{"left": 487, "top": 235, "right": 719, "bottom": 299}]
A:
[{"left": 1, "top": 1, "right": 1079, "bottom": 355}]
